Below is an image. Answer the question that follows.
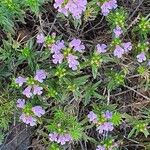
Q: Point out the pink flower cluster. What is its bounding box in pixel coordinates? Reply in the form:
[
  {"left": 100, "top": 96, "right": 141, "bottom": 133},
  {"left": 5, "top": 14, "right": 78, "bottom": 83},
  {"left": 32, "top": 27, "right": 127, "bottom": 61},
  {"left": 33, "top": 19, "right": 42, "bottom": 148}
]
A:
[
  {"left": 37, "top": 33, "right": 45, "bottom": 44},
  {"left": 114, "top": 42, "right": 132, "bottom": 58},
  {"left": 20, "top": 114, "right": 37, "bottom": 126},
  {"left": 51, "top": 38, "right": 85, "bottom": 70},
  {"left": 69, "top": 39, "right": 85, "bottom": 52},
  {"left": 17, "top": 99, "right": 45, "bottom": 126},
  {"left": 51, "top": 40, "right": 65, "bottom": 64},
  {"left": 15, "top": 70, "right": 47, "bottom": 98},
  {"left": 87, "top": 111, "right": 114, "bottom": 134},
  {"left": 136, "top": 52, "right": 146, "bottom": 63},
  {"left": 49, "top": 132, "right": 72, "bottom": 145},
  {"left": 97, "top": 122, "right": 114, "bottom": 134},
  {"left": 15, "top": 76, "right": 27, "bottom": 87},
  {"left": 95, "top": 41, "right": 132, "bottom": 59},
  {"left": 67, "top": 54, "right": 79, "bottom": 70},
  {"left": 96, "top": 145, "right": 105, "bottom": 150},
  {"left": 36, "top": 32, "right": 56, "bottom": 45},
  {"left": 87, "top": 111, "right": 98, "bottom": 123},
  {"left": 96, "top": 44, "right": 107, "bottom": 54},
  {"left": 54, "top": 0, "right": 87, "bottom": 19},
  {"left": 23, "top": 85, "right": 43, "bottom": 98},
  {"left": 100, "top": 0, "right": 117, "bottom": 16},
  {"left": 113, "top": 26, "right": 123, "bottom": 38},
  {"left": 112, "top": 26, "right": 133, "bottom": 58},
  {"left": 15, "top": 70, "right": 46, "bottom": 126}
]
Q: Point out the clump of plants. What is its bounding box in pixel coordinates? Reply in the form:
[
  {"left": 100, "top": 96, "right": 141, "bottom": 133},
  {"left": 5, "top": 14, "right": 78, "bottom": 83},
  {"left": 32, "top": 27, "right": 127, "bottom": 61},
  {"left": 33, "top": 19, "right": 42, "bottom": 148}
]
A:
[{"left": 0, "top": 0, "right": 150, "bottom": 149}]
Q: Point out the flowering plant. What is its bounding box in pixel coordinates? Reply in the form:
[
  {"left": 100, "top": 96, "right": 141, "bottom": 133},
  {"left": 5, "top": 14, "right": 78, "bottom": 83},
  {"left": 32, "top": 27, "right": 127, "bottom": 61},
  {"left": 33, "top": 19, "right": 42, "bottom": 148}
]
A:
[{"left": 0, "top": 0, "right": 150, "bottom": 149}]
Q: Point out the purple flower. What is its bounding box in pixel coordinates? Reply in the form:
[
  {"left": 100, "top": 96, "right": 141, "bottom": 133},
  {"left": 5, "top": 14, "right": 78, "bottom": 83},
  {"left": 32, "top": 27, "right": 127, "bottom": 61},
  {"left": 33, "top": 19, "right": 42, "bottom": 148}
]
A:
[
  {"left": 51, "top": 40, "right": 65, "bottom": 54},
  {"left": 15, "top": 76, "right": 26, "bottom": 86},
  {"left": 57, "top": 135, "right": 66, "bottom": 145},
  {"left": 97, "top": 122, "right": 114, "bottom": 134},
  {"left": 103, "top": 110, "right": 113, "bottom": 119},
  {"left": 49, "top": 133, "right": 72, "bottom": 144},
  {"left": 108, "top": 0, "right": 117, "bottom": 9},
  {"left": 49, "top": 132, "right": 58, "bottom": 142},
  {"left": 34, "top": 70, "right": 47, "bottom": 83},
  {"left": 113, "top": 26, "right": 123, "bottom": 38},
  {"left": 101, "top": 2, "right": 110, "bottom": 16},
  {"left": 54, "top": 0, "right": 68, "bottom": 16},
  {"left": 137, "top": 52, "right": 146, "bottom": 63},
  {"left": 97, "top": 125, "right": 105, "bottom": 134},
  {"left": 32, "top": 106, "right": 45, "bottom": 117},
  {"left": 66, "top": 0, "right": 87, "bottom": 19},
  {"left": 54, "top": 0, "right": 87, "bottom": 19},
  {"left": 17, "top": 99, "right": 25, "bottom": 108},
  {"left": 87, "top": 111, "right": 97, "bottom": 123},
  {"left": 37, "top": 33, "right": 45, "bottom": 44},
  {"left": 122, "top": 42, "right": 132, "bottom": 53},
  {"left": 23, "top": 85, "right": 43, "bottom": 98},
  {"left": 67, "top": 54, "right": 79, "bottom": 70},
  {"left": 33, "top": 85, "right": 43, "bottom": 95},
  {"left": 64, "top": 134, "right": 72, "bottom": 142},
  {"left": 96, "top": 44, "right": 107, "bottom": 53},
  {"left": 56, "top": 40, "right": 65, "bottom": 50},
  {"left": 52, "top": 53, "right": 64, "bottom": 64},
  {"left": 23, "top": 86, "right": 33, "bottom": 98},
  {"left": 54, "top": 0, "right": 64, "bottom": 9},
  {"left": 96, "top": 145, "right": 106, "bottom": 150},
  {"left": 114, "top": 45, "right": 124, "bottom": 58},
  {"left": 51, "top": 32, "right": 56, "bottom": 38},
  {"left": 20, "top": 114, "right": 37, "bottom": 126},
  {"left": 103, "top": 122, "right": 114, "bottom": 132},
  {"left": 59, "top": 7, "right": 69, "bottom": 17},
  {"left": 69, "top": 39, "right": 85, "bottom": 52},
  {"left": 101, "top": 0, "right": 117, "bottom": 16}
]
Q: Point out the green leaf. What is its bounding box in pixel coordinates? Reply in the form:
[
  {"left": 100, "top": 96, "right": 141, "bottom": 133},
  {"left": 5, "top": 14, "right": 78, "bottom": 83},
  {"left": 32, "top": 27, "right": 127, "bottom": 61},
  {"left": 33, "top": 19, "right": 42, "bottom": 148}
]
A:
[
  {"left": 73, "top": 18, "right": 82, "bottom": 29},
  {"left": 73, "top": 75, "right": 89, "bottom": 86},
  {"left": 128, "top": 127, "right": 136, "bottom": 138},
  {"left": 93, "top": 92, "right": 105, "bottom": 100},
  {"left": 92, "top": 64, "right": 98, "bottom": 79},
  {"left": 143, "top": 129, "right": 149, "bottom": 138},
  {"left": 111, "top": 112, "right": 122, "bottom": 126}
]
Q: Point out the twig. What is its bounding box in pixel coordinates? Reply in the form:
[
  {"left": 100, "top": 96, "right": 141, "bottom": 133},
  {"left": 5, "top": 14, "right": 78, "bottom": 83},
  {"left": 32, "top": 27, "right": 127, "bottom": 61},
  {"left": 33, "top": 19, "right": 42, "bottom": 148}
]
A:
[
  {"left": 107, "top": 89, "right": 110, "bottom": 105},
  {"left": 128, "top": 0, "right": 144, "bottom": 21},
  {"left": 124, "top": 85, "right": 150, "bottom": 100}
]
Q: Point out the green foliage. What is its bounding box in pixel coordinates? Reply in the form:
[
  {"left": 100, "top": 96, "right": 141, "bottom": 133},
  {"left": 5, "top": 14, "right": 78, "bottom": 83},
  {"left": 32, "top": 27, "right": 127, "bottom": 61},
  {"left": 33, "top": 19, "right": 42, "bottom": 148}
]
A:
[
  {"left": 134, "top": 16, "right": 150, "bottom": 39},
  {"left": 111, "top": 112, "right": 122, "bottom": 126},
  {"left": 102, "top": 138, "right": 114, "bottom": 149},
  {"left": 0, "top": 1, "right": 150, "bottom": 149},
  {"left": 107, "top": 8, "right": 128, "bottom": 28},
  {"left": 0, "top": 95, "right": 14, "bottom": 131},
  {"left": 0, "top": 0, "right": 48, "bottom": 33},
  {"left": 47, "top": 110, "right": 83, "bottom": 141},
  {"left": 0, "top": 36, "right": 36, "bottom": 76},
  {"left": 91, "top": 105, "right": 122, "bottom": 126},
  {"left": 0, "top": 0, "right": 24, "bottom": 33},
  {"left": 24, "top": 0, "right": 46, "bottom": 13},
  {"left": 84, "top": 0, "right": 100, "bottom": 22},
  {"left": 83, "top": 81, "right": 105, "bottom": 105},
  {"left": 0, "top": 132, "right": 5, "bottom": 145},
  {"left": 137, "top": 41, "right": 149, "bottom": 53},
  {"left": 0, "top": 90, "right": 14, "bottom": 144},
  {"left": 48, "top": 143, "right": 61, "bottom": 150},
  {"left": 90, "top": 52, "right": 103, "bottom": 79},
  {"left": 128, "top": 121, "right": 149, "bottom": 138},
  {"left": 107, "top": 71, "right": 125, "bottom": 91}
]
